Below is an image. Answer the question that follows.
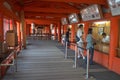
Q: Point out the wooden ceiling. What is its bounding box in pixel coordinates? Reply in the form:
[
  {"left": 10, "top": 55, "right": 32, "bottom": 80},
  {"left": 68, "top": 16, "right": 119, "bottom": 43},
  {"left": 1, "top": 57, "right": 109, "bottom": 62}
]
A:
[{"left": 5, "top": 0, "right": 108, "bottom": 22}]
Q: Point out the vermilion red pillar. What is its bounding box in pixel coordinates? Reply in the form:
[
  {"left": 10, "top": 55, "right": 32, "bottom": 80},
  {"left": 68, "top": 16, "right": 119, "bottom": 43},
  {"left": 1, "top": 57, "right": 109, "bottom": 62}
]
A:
[
  {"left": 49, "top": 26, "right": 51, "bottom": 35},
  {"left": 20, "top": 10, "right": 26, "bottom": 48},
  {"left": 84, "top": 22, "right": 89, "bottom": 40},
  {"left": 70, "top": 24, "right": 75, "bottom": 42},
  {"left": 46, "top": 26, "right": 51, "bottom": 34},
  {"left": 109, "top": 17, "right": 119, "bottom": 69},
  {"left": 30, "top": 25, "right": 32, "bottom": 35},
  {"left": 16, "top": 22, "right": 21, "bottom": 44},
  {"left": 0, "top": 14, "right": 4, "bottom": 41},
  {"left": 28, "top": 24, "right": 30, "bottom": 36},
  {"left": 57, "top": 22, "right": 61, "bottom": 42},
  {"left": 45, "top": 26, "right": 47, "bottom": 33},
  {"left": 10, "top": 20, "right": 13, "bottom": 30},
  {"left": 54, "top": 25, "right": 57, "bottom": 40},
  {"left": 63, "top": 25, "right": 67, "bottom": 35},
  {"left": 26, "top": 24, "right": 30, "bottom": 36},
  {"left": 45, "top": 26, "right": 51, "bottom": 39},
  {"left": 29, "top": 25, "right": 31, "bottom": 35}
]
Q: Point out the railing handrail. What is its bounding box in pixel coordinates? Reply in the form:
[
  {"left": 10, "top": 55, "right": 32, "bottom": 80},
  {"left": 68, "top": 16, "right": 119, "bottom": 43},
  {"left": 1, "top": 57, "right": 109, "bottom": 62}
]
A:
[
  {"left": 64, "top": 41, "right": 89, "bottom": 79},
  {"left": 70, "top": 42, "right": 87, "bottom": 51}
]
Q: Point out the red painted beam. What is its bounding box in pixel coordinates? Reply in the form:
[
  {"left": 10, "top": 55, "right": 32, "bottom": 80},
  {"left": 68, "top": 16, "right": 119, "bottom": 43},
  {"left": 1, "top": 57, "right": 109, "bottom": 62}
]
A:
[
  {"left": 32, "top": 0, "right": 106, "bottom": 5},
  {"left": 24, "top": 7, "right": 79, "bottom": 14},
  {"left": 0, "top": 0, "right": 5, "bottom": 4},
  {"left": 24, "top": 12, "right": 68, "bottom": 18},
  {"left": 25, "top": 16, "right": 61, "bottom": 21},
  {"left": 25, "top": 19, "right": 58, "bottom": 25},
  {"left": 24, "top": 1, "right": 78, "bottom": 10}
]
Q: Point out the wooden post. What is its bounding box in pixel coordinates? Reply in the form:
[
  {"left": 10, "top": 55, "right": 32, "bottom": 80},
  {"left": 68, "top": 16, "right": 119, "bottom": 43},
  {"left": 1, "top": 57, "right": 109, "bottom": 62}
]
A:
[
  {"left": 84, "top": 22, "right": 89, "bottom": 39},
  {"left": 0, "top": 0, "right": 5, "bottom": 7},
  {"left": 0, "top": 14, "right": 4, "bottom": 42},
  {"left": 63, "top": 25, "right": 67, "bottom": 35},
  {"left": 10, "top": 20, "right": 13, "bottom": 30},
  {"left": 16, "top": 22, "right": 21, "bottom": 46},
  {"left": 70, "top": 24, "right": 76, "bottom": 42},
  {"left": 26, "top": 24, "right": 30, "bottom": 36},
  {"left": 109, "top": 17, "right": 119, "bottom": 69},
  {"left": 57, "top": 22, "right": 61, "bottom": 42},
  {"left": 20, "top": 10, "right": 26, "bottom": 49},
  {"left": 46, "top": 26, "right": 51, "bottom": 39},
  {"left": 54, "top": 25, "right": 57, "bottom": 40}
]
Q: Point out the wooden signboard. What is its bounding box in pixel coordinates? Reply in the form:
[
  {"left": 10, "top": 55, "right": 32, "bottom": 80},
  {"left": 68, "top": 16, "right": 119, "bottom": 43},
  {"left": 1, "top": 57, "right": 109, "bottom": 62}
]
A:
[
  {"left": 68, "top": 13, "right": 79, "bottom": 24},
  {"left": 108, "top": 0, "right": 120, "bottom": 16},
  {"left": 61, "top": 18, "right": 68, "bottom": 25},
  {"left": 80, "top": 4, "right": 103, "bottom": 21}
]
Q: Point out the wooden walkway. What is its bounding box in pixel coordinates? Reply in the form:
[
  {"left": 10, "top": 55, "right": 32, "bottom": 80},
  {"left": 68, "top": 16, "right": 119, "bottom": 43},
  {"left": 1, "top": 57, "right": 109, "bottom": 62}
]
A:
[
  {"left": 3, "top": 40, "right": 87, "bottom": 80},
  {"left": 3, "top": 40, "right": 120, "bottom": 80}
]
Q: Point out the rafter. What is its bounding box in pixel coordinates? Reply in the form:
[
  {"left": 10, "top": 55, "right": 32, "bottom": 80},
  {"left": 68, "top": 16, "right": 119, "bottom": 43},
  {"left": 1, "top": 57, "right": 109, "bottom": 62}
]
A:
[
  {"left": 24, "top": 1, "right": 78, "bottom": 10},
  {"left": 24, "top": 12, "right": 68, "bottom": 18},
  {"left": 26, "top": 19, "right": 58, "bottom": 25},
  {"left": 0, "top": 0, "right": 5, "bottom": 8},
  {"left": 24, "top": 7, "right": 79, "bottom": 14},
  {"left": 6, "top": 0, "right": 17, "bottom": 4},
  {"left": 25, "top": 16, "right": 61, "bottom": 21},
  {"left": 34, "top": 0, "right": 106, "bottom": 5}
]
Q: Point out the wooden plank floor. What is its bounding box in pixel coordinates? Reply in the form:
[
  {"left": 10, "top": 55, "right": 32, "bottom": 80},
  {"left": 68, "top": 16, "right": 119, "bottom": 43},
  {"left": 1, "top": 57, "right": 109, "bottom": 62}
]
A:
[
  {"left": 56, "top": 42, "right": 120, "bottom": 80},
  {"left": 3, "top": 40, "right": 88, "bottom": 80}
]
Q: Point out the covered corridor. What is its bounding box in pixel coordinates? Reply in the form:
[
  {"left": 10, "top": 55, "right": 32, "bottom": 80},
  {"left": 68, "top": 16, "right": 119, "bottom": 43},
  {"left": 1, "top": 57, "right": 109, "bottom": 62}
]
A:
[
  {"left": 3, "top": 39, "right": 120, "bottom": 80},
  {"left": 0, "top": 0, "right": 120, "bottom": 79}
]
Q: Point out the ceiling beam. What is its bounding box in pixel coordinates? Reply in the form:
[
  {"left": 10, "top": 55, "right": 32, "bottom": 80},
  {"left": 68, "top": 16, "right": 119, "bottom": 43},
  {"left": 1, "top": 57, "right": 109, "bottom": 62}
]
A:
[
  {"left": 24, "top": 12, "right": 68, "bottom": 18},
  {"left": 0, "top": 0, "right": 5, "bottom": 5},
  {"left": 24, "top": 7, "right": 79, "bottom": 14},
  {"left": 25, "top": 16, "right": 61, "bottom": 21},
  {"left": 6, "top": 0, "right": 22, "bottom": 11},
  {"left": 33, "top": 0, "right": 106, "bottom": 5},
  {"left": 26, "top": 19, "right": 58, "bottom": 25},
  {"left": 24, "top": 1, "right": 78, "bottom": 10},
  {"left": 6, "top": 0, "right": 17, "bottom": 4}
]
